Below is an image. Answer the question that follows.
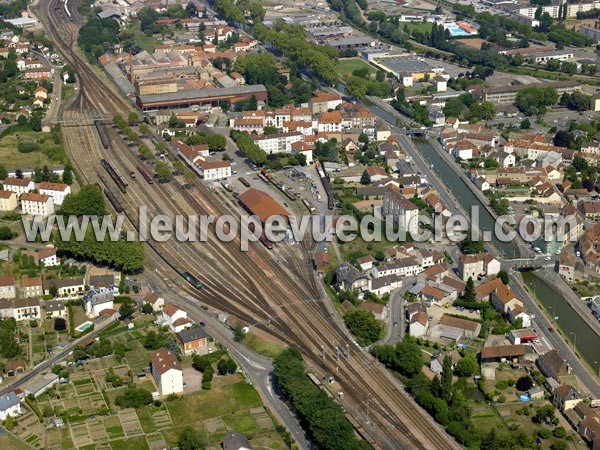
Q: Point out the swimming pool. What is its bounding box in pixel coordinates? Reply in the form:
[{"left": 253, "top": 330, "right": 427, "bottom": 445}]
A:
[
  {"left": 444, "top": 23, "right": 473, "bottom": 37},
  {"left": 75, "top": 321, "right": 93, "bottom": 332}
]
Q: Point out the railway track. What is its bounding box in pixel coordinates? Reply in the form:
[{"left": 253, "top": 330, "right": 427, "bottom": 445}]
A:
[{"left": 38, "top": 1, "right": 461, "bottom": 447}]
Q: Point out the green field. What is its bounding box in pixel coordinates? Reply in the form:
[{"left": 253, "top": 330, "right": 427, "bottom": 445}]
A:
[
  {"left": 336, "top": 58, "right": 377, "bottom": 77},
  {"left": 0, "top": 433, "right": 34, "bottom": 450},
  {"left": 401, "top": 22, "right": 433, "bottom": 34},
  {"left": 0, "top": 129, "right": 66, "bottom": 170}
]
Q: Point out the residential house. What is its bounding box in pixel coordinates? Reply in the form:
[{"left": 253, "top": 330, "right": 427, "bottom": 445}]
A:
[
  {"left": 0, "top": 393, "right": 21, "bottom": 421},
  {"left": 359, "top": 301, "right": 388, "bottom": 321},
  {"left": 45, "top": 300, "right": 66, "bottom": 318},
  {"left": 38, "top": 182, "right": 71, "bottom": 206},
  {"left": 578, "top": 411, "right": 600, "bottom": 450},
  {"left": 176, "top": 327, "right": 210, "bottom": 355},
  {"left": 150, "top": 348, "right": 184, "bottom": 396},
  {"left": 43, "top": 278, "right": 85, "bottom": 298},
  {"left": 0, "top": 276, "right": 16, "bottom": 299},
  {"left": 23, "top": 247, "right": 58, "bottom": 267},
  {"left": 311, "top": 92, "right": 342, "bottom": 114},
  {"left": 1, "top": 177, "right": 34, "bottom": 196},
  {"left": 356, "top": 255, "right": 374, "bottom": 272},
  {"left": 537, "top": 349, "right": 571, "bottom": 380},
  {"left": 222, "top": 432, "right": 253, "bottom": 450},
  {"left": 374, "top": 257, "right": 422, "bottom": 278},
  {"left": 335, "top": 263, "right": 369, "bottom": 292},
  {"left": 409, "top": 312, "right": 429, "bottom": 338},
  {"left": 12, "top": 298, "right": 40, "bottom": 321},
  {"left": 558, "top": 253, "right": 584, "bottom": 282},
  {"left": 459, "top": 253, "right": 501, "bottom": 282},
  {"left": 317, "top": 111, "right": 343, "bottom": 133},
  {"left": 194, "top": 158, "right": 232, "bottom": 180},
  {"left": 420, "top": 285, "right": 450, "bottom": 305},
  {"left": 579, "top": 201, "right": 600, "bottom": 221},
  {"left": 83, "top": 287, "right": 114, "bottom": 317},
  {"left": 552, "top": 384, "right": 582, "bottom": 412},
  {"left": 0, "top": 190, "right": 17, "bottom": 211},
  {"left": 406, "top": 302, "right": 426, "bottom": 322},
  {"left": 20, "top": 277, "right": 43, "bottom": 298},
  {"left": 430, "top": 350, "right": 462, "bottom": 375},
  {"left": 491, "top": 284, "right": 531, "bottom": 327},
  {"left": 143, "top": 293, "right": 165, "bottom": 312},
  {"left": 480, "top": 344, "right": 526, "bottom": 363},
  {"left": 252, "top": 132, "right": 303, "bottom": 155},
  {"left": 5, "top": 359, "right": 25, "bottom": 376},
  {"left": 20, "top": 193, "right": 54, "bottom": 217},
  {"left": 160, "top": 304, "right": 192, "bottom": 333}
]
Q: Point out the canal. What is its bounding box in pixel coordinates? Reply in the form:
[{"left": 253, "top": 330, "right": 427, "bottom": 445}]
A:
[
  {"left": 356, "top": 89, "right": 600, "bottom": 366},
  {"left": 522, "top": 272, "right": 600, "bottom": 368}
]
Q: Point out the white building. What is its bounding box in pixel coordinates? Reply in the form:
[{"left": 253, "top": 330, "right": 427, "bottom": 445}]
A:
[
  {"left": 194, "top": 159, "right": 232, "bottom": 181},
  {"left": 0, "top": 276, "right": 16, "bottom": 299},
  {"left": 20, "top": 277, "right": 43, "bottom": 298},
  {"left": 0, "top": 190, "right": 18, "bottom": 211},
  {"left": 12, "top": 298, "right": 41, "bottom": 321},
  {"left": 151, "top": 348, "right": 184, "bottom": 396},
  {"left": 83, "top": 287, "right": 114, "bottom": 317},
  {"left": 2, "top": 177, "right": 34, "bottom": 196},
  {"left": 0, "top": 393, "right": 21, "bottom": 421},
  {"left": 382, "top": 187, "right": 419, "bottom": 237},
  {"left": 409, "top": 312, "right": 429, "bottom": 338},
  {"left": 459, "top": 253, "right": 501, "bottom": 281},
  {"left": 43, "top": 278, "right": 85, "bottom": 298},
  {"left": 20, "top": 193, "right": 54, "bottom": 217},
  {"left": 252, "top": 132, "right": 303, "bottom": 155},
  {"left": 160, "top": 304, "right": 192, "bottom": 333},
  {"left": 38, "top": 182, "right": 71, "bottom": 206},
  {"left": 143, "top": 293, "right": 165, "bottom": 312}
]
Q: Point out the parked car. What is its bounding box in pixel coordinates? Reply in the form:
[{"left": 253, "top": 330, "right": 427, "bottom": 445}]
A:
[{"left": 548, "top": 327, "right": 555, "bottom": 332}]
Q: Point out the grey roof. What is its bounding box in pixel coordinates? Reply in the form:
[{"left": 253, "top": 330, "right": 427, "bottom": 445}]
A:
[
  {"left": 326, "top": 35, "right": 373, "bottom": 47},
  {"left": 43, "top": 278, "right": 84, "bottom": 289},
  {"left": 45, "top": 300, "right": 65, "bottom": 312},
  {"left": 336, "top": 263, "right": 366, "bottom": 287},
  {"left": 222, "top": 432, "right": 252, "bottom": 450},
  {"left": 138, "top": 85, "right": 267, "bottom": 105},
  {"left": 0, "top": 392, "right": 19, "bottom": 411},
  {"left": 177, "top": 327, "right": 209, "bottom": 343},
  {"left": 83, "top": 288, "right": 114, "bottom": 306}
]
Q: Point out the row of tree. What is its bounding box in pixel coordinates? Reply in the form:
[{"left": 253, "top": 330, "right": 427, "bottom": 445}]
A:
[{"left": 230, "top": 129, "right": 267, "bottom": 165}]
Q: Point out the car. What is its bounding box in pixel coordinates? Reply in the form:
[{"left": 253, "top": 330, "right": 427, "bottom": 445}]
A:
[
  {"left": 548, "top": 327, "right": 555, "bottom": 332},
  {"left": 534, "top": 338, "right": 540, "bottom": 343},
  {"left": 428, "top": 316, "right": 433, "bottom": 321},
  {"left": 555, "top": 251, "right": 561, "bottom": 255},
  {"left": 469, "top": 309, "right": 474, "bottom": 313},
  {"left": 232, "top": 170, "right": 237, "bottom": 175},
  {"left": 544, "top": 256, "right": 551, "bottom": 261},
  {"left": 231, "top": 161, "right": 237, "bottom": 166},
  {"left": 576, "top": 251, "right": 581, "bottom": 257},
  {"left": 199, "top": 321, "right": 206, "bottom": 326},
  {"left": 393, "top": 321, "right": 398, "bottom": 327}
]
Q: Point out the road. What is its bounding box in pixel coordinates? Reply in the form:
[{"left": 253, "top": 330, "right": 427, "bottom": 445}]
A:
[
  {"left": 0, "top": 315, "right": 114, "bottom": 395},
  {"left": 383, "top": 277, "right": 418, "bottom": 346}
]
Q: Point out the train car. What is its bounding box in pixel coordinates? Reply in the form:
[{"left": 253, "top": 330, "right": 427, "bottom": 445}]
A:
[
  {"left": 317, "top": 164, "right": 335, "bottom": 210},
  {"left": 182, "top": 271, "right": 203, "bottom": 289},
  {"left": 136, "top": 163, "right": 154, "bottom": 184},
  {"left": 95, "top": 121, "right": 109, "bottom": 150},
  {"left": 248, "top": 221, "right": 274, "bottom": 250},
  {"left": 239, "top": 177, "right": 250, "bottom": 188},
  {"left": 103, "top": 187, "right": 124, "bottom": 213},
  {"left": 100, "top": 159, "right": 127, "bottom": 193}
]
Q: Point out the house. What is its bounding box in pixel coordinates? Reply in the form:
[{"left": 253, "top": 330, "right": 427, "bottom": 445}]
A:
[
  {"left": 480, "top": 344, "right": 526, "bottom": 363},
  {"left": 335, "top": 263, "right": 369, "bottom": 292},
  {"left": 12, "top": 298, "right": 40, "bottom": 321},
  {"left": 558, "top": 253, "right": 584, "bottom": 282},
  {"left": 20, "top": 276, "right": 43, "bottom": 298},
  {"left": 5, "top": 359, "right": 25, "bottom": 376},
  {"left": 194, "top": 158, "right": 232, "bottom": 181},
  {"left": 406, "top": 302, "right": 426, "bottom": 322},
  {"left": 0, "top": 276, "right": 17, "bottom": 299},
  {"left": 23, "top": 246, "right": 59, "bottom": 267},
  {"left": 538, "top": 349, "right": 572, "bottom": 380},
  {"left": 459, "top": 253, "right": 501, "bottom": 282},
  {"left": 313, "top": 251, "right": 332, "bottom": 274},
  {"left": 409, "top": 312, "right": 429, "bottom": 338},
  {"left": 43, "top": 278, "right": 85, "bottom": 298},
  {"left": 356, "top": 255, "right": 374, "bottom": 272},
  {"left": 222, "top": 432, "right": 253, "bottom": 450},
  {"left": 1, "top": 177, "right": 34, "bottom": 196},
  {"left": 38, "top": 182, "right": 70, "bottom": 206},
  {"left": 45, "top": 300, "right": 66, "bottom": 318},
  {"left": 160, "top": 304, "right": 192, "bottom": 333},
  {"left": 439, "top": 314, "right": 481, "bottom": 339},
  {"left": 20, "top": 192, "right": 54, "bottom": 217},
  {"left": 359, "top": 301, "right": 388, "bottom": 321},
  {"left": 176, "top": 327, "right": 210, "bottom": 355},
  {"left": 578, "top": 411, "right": 600, "bottom": 449},
  {"left": 311, "top": 92, "right": 342, "bottom": 114},
  {"left": 430, "top": 350, "right": 461, "bottom": 374},
  {"left": 150, "top": 348, "right": 183, "bottom": 396},
  {"left": 490, "top": 285, "right": 531, "bottom": 327},
  {"left": 420, "top": 285, "right": 449, "bottom": 305},
  {"left": 0, "top": 190, "right": 18, "bottom": 211},
  {"left": 143, "top": 293, "right": 165, "bottom": 312},
  {"left": 0, "top": 392, "right": 21, "bottom": 421},
  {"left": 552, "top": 384, "right": 582, "bottom": 412},
  {"left": 83, "top": 287, "right": 114, "bottom": 317}
]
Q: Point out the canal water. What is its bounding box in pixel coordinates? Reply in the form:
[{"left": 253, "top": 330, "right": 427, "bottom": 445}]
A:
[
  {"left": 355, "top": 90, "right": 600, "bottom": 365},
  {"left": 522, "top": 272, "right": 599, "bottom": 367}
]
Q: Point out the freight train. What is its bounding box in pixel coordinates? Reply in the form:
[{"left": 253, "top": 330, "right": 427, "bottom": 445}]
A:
[{"left": 100, "top": 159, "right": 127, "bottom": 193}]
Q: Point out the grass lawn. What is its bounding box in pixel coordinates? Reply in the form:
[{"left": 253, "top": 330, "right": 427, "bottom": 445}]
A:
[
  {"left": 243, "top": 333, "right": 285, "bottom": 359},
  {"left": 0, "top": 434, "right": 33, "bottom": 450},
  {"left": 136, "top": 406, "right": 157, "bottom": 433},
  {"left": 0, "top": 129, "right": 66, "bottom": 170},
  {"left": 402, "top": 22, "right": 433, "bottom": 34},
  {"left": 111, "top": 436, "right": 150, "bottom": 450},
  {"left": 336, "top": 58, "right": 377, "bottom": 77},
  {"left": 166, "top": 379, "right": 261, "bottom": 425},
  {"left": 126, "top": 22, "right": 160, "bottom": 53}
]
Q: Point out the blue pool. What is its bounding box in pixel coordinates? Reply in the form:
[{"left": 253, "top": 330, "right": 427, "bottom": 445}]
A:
[
  {"left": 76, "top": 321, "right": 93, "bottom": 332},
  {"left": 445, "top": 23, "right": 472, "bottom": 37}
]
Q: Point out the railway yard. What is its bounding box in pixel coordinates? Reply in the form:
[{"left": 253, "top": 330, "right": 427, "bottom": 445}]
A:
[{"left": 33, "top": 0, "right": 461, "bottom": 449}]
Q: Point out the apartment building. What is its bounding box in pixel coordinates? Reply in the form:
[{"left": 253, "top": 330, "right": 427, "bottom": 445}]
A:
[
  {"left": 382, "top": 186, "right": 419, "bottom": 237},
  {"left": 0, "top": 190, "right": 17, "bottom": 211},
  {"left": 194, "top": 159, "right": 232, "bottom": 181},
  {"left": 20, "top": 193, "right": 54, "bottom": 217},
  {"left": 2, "top": 177, "right": 34, "bottom": 196},
  {"left": 0, "top": 276, "right": 16, "bottom": 299},
  {"left": 459, "top": 253, "right": 501, "bottom": 281},
  {"left": 20, "top": 277, "right": 43, "bottom": 298},
  {"left": 38, "top": 182, "right": 71, "bottom": 206},
  {"left": 252, "top": 132, "right": 303, "bottom": 154}
]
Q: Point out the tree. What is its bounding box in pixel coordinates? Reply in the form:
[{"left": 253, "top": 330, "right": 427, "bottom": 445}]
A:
[
  {"left": 54, "top": 318, "right": 67, "bottom": 331},
  {"left": 173, "top": 161, "right": 185, "bottom": 175},
  {"left": 516, "top": 375, "right": 533, "bottom": 391},
  {"left": 141, "top": 303, "right": 154, "bottom": 315},
  {"left": 551, "top": 442, "right": 568, "bottom": 450},
  {"left": 114, "top": 387, "right": 153, "bottom": 408},
  {"left": 263, "top": 126, "right": 279, "bottom": 135},
  {"left": 119, "top": 302, "right": 135, "bottom": 320},
  {"left": 233, "top": 323, "right": 245, "bottom": 342},
  {"left": 183, "top": 169, "right": 196, "bottom": 186},
  {"left": 60, "top": 184, "right": 106, "bottom": 216},
  {"left": 178, "top": 427, "right": 203, "bottom": 450},
  {"left": 454, "top": 354, "right": 477, "bottom": 377},
  {"left": 344, "top": 309, "right": 383, "bottom": 346},
  {"left": 463, "top": 277, "right": 476, "bottom": 303},
  {"left": 0, "top": 165, "right": 7, "bottom": 180},
  {"left": 127, "top": 112, "right": 139, "bottom": 123},
  {"left": 62, "top": 165, "right": 73, "bottom": 185},
  {"left": 441, "top": 355, "right": 453, "bottom": 401},
  {"left": 520, "top": 118, "right": 531, "bottom": 129},
  {"left": 553, "top": 130, "right": 574, "bottom": 148},
  {"left": 217, "top": 358, "right": 237, "bottom": 375},
  {"left": 498, "top": 270, "right": 509, "bottom": 285},
  {"left": 0, "top": 226, "right": 13, "bottom": 240},
  {"left": 138, "top": 144, "right": 154, "bottom": 161},
  {"left": 360, "top": 169, "right": 371, "bottom": 185},
  {"left": 49, "top": 285, "right": 58, "bottom": 298},
  {"left": 154, "top": 161, "right": 172, "bottom": 182}
]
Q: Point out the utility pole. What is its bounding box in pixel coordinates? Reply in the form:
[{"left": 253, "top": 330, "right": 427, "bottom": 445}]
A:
[
  {"left": 366, "top": 394, "right": 372, "bottom": 425},
  {"left": 346, "top": 343, "right": 350, "bottom": 360},
  {"left": 336, "top": 345, "right": 340, "bottom": 363}
]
